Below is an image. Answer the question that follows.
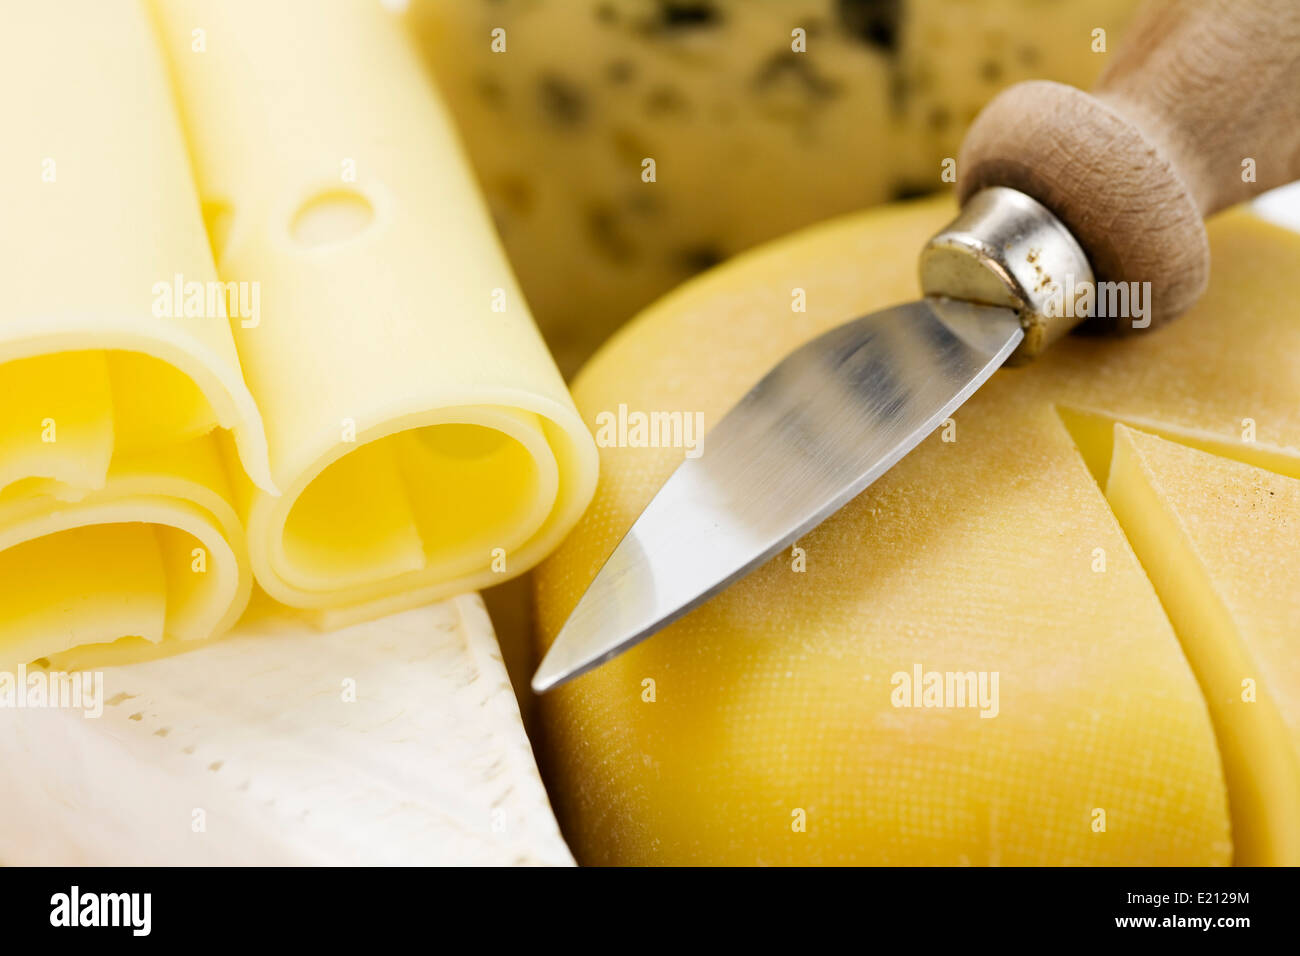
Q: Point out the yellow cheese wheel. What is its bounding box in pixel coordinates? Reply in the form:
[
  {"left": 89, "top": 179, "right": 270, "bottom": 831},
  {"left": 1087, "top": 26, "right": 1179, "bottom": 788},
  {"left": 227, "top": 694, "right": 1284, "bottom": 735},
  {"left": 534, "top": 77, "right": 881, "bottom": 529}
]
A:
[
  {"left": 149, "top": 0, "right": 598, "bottom": 625},
  {"left": 536, "top": 198, "right": 1300, "bottom": 864},
  {"left": 0, "top": 0, "right": 265, "bottom": 667}
]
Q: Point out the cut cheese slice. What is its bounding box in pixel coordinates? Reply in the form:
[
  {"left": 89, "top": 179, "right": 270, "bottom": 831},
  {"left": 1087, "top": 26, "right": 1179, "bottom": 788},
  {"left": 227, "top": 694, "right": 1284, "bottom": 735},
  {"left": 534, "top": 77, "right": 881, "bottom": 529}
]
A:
[
  {"left": 0, "top": 524, "right": 167, "bottom": 668},
  {"left": 0, "top": 436, "right": 251, "bottom": 669},
  {"left": 0, "top": 594, "right": 572, "bottom": 866},
  {"left": 148, "top": 0, "right": 598, "bottom": 624},
  {"left": 0, "top": 1, "right": 272, "bottom": 489},
  {"left": 0, "top": 0, "right": 270, "bottom": 666},
  {"left": 535, "top": 199, "right": 1300, "bottom": 865},
  {"left": 0, "top": 352, "right": 114, "bottom": 495},
  {"left": 1106, "top": 425, "right": 1300, "bottom": 866}
]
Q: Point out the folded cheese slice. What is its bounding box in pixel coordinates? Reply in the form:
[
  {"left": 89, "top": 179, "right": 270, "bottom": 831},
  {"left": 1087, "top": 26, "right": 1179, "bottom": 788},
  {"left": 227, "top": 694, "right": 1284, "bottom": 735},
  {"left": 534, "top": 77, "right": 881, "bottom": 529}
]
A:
[
  {"left": 0, "top": 0, "right": 270, "bottom": 667},
  {"left": 149, "top": 0, "right": 598, "bottom": 623}
]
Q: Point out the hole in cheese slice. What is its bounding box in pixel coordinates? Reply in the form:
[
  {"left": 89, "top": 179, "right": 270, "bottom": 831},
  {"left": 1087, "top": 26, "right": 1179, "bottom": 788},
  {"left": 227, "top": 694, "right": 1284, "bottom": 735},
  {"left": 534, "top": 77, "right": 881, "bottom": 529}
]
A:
[{"left": 290, "top": 190, "right": 376, "bottom": 249}]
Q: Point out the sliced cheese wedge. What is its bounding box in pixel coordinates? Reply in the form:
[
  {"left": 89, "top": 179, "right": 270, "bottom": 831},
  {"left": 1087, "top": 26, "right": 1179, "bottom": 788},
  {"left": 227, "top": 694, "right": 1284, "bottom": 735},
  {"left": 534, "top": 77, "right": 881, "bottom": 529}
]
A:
[
  {"left": 0, "top": 0, "right": 270, "bottom": 666},
  {"left": 148, "top": 0, "right": 598, "bottom": 624},
  {"left": 1107, "top": 425, "right": 1300, "bottom": 866},
  {"left": 0, "top": 594, "right": 572, "bottom": 866}
]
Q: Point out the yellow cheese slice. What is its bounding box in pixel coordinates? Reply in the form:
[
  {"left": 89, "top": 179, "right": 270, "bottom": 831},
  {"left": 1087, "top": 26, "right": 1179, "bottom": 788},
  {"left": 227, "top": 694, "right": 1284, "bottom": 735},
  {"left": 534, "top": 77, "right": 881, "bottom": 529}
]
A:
[
  {"left": 0, "top": 0, "right": 268, "bottom": 666},
  {"left": 0, "top": 437, "right": 250, "bottom": 668},
  {"left": 148, "top": 0, "right": 598, "bottom": 624},
  {"left": 1107, "top": 425, "right": 1300, "bottom": 866},
  {"left": 536, "top": 199, "right": 1300, "bottom": 864}
]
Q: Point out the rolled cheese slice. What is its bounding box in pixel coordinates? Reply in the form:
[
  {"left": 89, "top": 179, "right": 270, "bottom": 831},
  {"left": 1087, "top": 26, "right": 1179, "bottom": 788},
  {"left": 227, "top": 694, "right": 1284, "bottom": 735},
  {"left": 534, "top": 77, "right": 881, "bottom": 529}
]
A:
[
  {"left": 0, "top": 0, "right": 269, "bottom": 667},
  {"left": 149, "top": 0, "right": 598, "bottom": 623}
]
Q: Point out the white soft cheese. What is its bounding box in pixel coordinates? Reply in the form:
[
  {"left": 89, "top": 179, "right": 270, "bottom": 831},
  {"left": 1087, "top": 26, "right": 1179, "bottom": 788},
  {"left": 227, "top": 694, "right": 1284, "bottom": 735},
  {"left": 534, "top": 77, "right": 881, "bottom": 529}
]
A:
[{"left": 0, "top": 594, "right": 571, "bottom": 866}]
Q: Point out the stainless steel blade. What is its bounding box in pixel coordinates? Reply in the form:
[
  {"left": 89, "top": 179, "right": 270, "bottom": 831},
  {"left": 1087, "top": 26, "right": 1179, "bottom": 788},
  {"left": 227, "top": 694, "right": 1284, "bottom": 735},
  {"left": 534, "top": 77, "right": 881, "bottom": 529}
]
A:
[{"left": 532, "top": 297, "right": 1024, "bottom": 693}]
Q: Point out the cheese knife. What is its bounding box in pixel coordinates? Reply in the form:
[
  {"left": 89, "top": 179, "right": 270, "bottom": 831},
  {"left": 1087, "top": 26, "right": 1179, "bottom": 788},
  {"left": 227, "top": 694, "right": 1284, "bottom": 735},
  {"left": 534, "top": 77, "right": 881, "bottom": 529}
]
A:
[{"left": 534, "top": 0, "right": 1300, "bottom": 693}]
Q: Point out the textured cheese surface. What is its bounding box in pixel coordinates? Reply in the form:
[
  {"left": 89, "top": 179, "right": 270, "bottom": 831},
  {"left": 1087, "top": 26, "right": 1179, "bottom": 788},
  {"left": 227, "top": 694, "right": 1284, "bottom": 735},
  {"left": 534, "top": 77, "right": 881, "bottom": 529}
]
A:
[
  {"left": 0, "top": 0, "right": 270, "bottom": 666},
  {"left": 0, "top": 594, "right": 572, "bottom": 866},
  {"left": 536, "top": 199, "right": 1300, "bottom": 865},
  {"left": 150, "top": 0, "right": 598, "bottom": 626},
  {"left": 1107, "top": 426, "right": 1300, "bottom": 865},
  {"left": 406, "top": 0, "right": 1138, "bottom": 373}
]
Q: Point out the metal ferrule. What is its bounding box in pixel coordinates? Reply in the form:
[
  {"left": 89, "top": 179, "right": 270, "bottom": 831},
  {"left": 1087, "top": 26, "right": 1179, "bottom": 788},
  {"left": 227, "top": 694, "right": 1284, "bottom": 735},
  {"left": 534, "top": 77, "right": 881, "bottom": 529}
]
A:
[{"left": 919, "top": 186, "right": 1095, "bottom": 363}]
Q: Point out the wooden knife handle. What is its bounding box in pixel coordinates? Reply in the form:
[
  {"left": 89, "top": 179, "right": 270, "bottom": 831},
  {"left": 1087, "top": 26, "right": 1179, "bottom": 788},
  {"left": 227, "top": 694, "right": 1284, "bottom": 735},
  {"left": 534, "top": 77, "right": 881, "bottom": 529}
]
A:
[{"left": 957, "top": 0, "right": 1300, "bottom": 329}]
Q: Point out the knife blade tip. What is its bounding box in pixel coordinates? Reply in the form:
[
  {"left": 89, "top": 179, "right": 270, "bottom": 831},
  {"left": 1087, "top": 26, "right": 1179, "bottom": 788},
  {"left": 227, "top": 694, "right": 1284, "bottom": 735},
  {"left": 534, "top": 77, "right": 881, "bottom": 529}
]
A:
[{"left": 531, "top": 643, "right": 583, "bottom": 694}]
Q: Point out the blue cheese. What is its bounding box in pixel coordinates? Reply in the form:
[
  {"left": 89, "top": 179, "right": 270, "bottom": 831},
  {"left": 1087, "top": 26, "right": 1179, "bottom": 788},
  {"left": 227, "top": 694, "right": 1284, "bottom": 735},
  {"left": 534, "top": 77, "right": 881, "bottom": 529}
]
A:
[{"left": 405, "top": 0, "right": 1137, "bottom": 374}]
